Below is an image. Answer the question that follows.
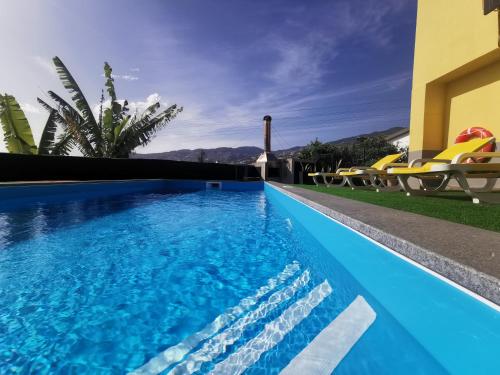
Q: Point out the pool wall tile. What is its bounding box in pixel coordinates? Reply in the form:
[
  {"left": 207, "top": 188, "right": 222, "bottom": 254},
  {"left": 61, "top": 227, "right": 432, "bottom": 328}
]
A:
[{"left": 0, "top": 180, "right": 263, "bottom": 207}]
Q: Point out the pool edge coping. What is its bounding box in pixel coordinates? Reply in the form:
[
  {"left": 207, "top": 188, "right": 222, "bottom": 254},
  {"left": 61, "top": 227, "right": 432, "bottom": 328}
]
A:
[{"left": 266, "top": 182, "right": 500, "bottom": 310}]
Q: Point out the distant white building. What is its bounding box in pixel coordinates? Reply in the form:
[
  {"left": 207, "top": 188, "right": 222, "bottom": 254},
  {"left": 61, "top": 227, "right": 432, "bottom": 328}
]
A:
[{"left": 385, "top": 128, "right": 409, "bottom": 150}]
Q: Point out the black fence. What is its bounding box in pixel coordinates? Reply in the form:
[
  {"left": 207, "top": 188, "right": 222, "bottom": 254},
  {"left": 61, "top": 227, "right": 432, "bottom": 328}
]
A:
[{"left": 0, "top": 153, "right": 261, "bottom": 182}]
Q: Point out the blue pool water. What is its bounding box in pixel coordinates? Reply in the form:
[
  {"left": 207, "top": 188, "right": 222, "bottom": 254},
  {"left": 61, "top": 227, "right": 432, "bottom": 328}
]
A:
[{"left": 0, "top": 182, "right": 498, "bottom": 374}]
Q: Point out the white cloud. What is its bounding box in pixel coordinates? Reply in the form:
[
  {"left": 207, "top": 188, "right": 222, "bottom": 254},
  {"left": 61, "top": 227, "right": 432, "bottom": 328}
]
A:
[
  {"left": 264, "top": 0, "right": 410, "bottom": 92},
  {"left": 266, "top": 36, "right": 333, "bottom": 89},
  {"left": 33, "top": 56, "right": 56, "bottom": 77},
  {"left": 101, "top": 73, "right": 139, "bottom": 81},
  {"left": 92, "top": 93, "right": 170, "bottom": 117},
  {"left": 20, "top": 102, "right": 42, "bottom": 114},
  {"left": 119, "top": 74, "right": 139, "bottom": 81},
  {"left": 128, "top": 93, "right": 169, "bottom": 113},
  {"left": 130, "top": 67, "right": 140, "bottom": 72}
]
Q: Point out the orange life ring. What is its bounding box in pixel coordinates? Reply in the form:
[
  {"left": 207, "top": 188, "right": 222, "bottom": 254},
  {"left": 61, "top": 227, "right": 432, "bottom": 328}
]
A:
[{"left": 454, "top": 126, "right": 495, "bottom": 163}]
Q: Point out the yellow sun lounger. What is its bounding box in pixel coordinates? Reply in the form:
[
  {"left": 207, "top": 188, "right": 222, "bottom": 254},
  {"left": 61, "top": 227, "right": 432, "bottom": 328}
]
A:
[
  {"left": 308, "top": 153, "right": 405, "bottom": 188},
  {"left": 338, "top": 153, "right": 406, "bottom": 190},
  {"left": 388, "top": 137, "right": 499, "bottom": 203}
]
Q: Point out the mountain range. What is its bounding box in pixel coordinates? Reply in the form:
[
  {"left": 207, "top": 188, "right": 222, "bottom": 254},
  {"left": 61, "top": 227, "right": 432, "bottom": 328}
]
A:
[{"left": 132, "top": 127, "right": 406, "bottom": 164}]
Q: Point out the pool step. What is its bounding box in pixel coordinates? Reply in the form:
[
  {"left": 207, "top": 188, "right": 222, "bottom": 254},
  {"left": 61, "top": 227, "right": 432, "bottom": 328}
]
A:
[
  {"left": 208, "top": 280, "right": 333, "bottom": 375},
  {"left": 130, "top": 262, "right": 300, "bottom": 375},
  {"left": 131, "top": 263, "right": 376, "bottom": 375},
  {"left": 168, "top": 270, "right": 311, "bottom": 375},
  {"left": 279, "top": 295, "right": 376, "bottom": 375}
]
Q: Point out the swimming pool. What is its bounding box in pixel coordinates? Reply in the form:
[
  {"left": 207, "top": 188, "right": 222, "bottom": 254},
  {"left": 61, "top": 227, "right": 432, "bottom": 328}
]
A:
[{"left": 0, "top": 180, "right": 498, "bottom": 374}]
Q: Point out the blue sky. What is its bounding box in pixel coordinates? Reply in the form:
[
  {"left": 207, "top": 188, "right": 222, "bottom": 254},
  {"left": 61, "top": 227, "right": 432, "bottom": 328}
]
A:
[{"left": 0, "top": 0, "right": 416, "bottom": 153}]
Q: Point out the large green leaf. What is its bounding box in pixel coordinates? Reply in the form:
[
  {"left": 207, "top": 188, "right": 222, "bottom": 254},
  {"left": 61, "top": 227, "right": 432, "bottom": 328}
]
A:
[{"left": 0, "top": 94, "right": 38, "bottom": 154}]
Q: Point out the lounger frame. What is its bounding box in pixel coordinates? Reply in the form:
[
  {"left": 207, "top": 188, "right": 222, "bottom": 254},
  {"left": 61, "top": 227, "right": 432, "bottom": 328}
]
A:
[
  {"left": 395, "top": 152, "right": 500, "bottom": 204},
  {"left": 309, "top": 169, "right": 349, "bottom": 188},
  {"left": 342, "top": 163, "right": 408, "bottom": 191}
]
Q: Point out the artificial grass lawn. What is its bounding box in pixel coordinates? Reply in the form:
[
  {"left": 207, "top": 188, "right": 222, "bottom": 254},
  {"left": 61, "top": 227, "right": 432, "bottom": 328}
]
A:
[{"left": 296, "top": 184, "right": 500, "bottom": 233}]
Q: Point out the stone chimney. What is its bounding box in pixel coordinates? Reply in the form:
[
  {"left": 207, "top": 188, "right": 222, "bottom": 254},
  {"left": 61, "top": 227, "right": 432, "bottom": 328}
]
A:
[
  {"left": 255, "top": 115, "right": 278, "bottom": 180},
  {"left": 263, "top": 115, "right": 272, "bottom": 153}
]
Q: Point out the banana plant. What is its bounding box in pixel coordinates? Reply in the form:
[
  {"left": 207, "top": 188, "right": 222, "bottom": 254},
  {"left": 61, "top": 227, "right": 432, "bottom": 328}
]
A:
[
  {"left": 39, "top": 57, "right": 183, "bottom": 158},
  {"left": 0, "top": 93, "right": 71, "bottom": 155}
]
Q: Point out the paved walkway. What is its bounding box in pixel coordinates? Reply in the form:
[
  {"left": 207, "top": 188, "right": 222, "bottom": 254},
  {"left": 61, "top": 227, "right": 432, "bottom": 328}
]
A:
[{"left": 269, "top": 182, "right": 500, "bottom": 305}]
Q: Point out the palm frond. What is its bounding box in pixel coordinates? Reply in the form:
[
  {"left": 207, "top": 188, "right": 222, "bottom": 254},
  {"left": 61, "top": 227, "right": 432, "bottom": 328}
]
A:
[
  {"left": 122, "top": 100, "right": 129, "bottom": 114},
  {"left": 37, "top": 97, "right": 68, "bottom": 128},
  {"left": 98, "top": 90, "right": 104, "bottom": 129},
  {"left": 37, "top": 96, "right": 58, "bottom": 113},
  {"left": 0, "top": 94, "right": 38, "bottom": 154},
  {"left": 114, "top": 115, "right": 131, "bottom": 140},
  {"left": 51, "top": 132, "right": 74, "bottom": 156},
  {"left": 37, "top": 97, "right": 75, "bottom": 155},
  {"left": 52, "top": 56, "right": 103, "bottom": 152},
  {"left": 141, "top": 102, "right": 161, "bottom": 119},
  {"left": 47, "top": 90, "right": 97, "bottom": 153},
  {"left": 104, "top": 62, "right": 117, "bottom": 102},
  {"left": 47, "top": 91, "right": 84, "bottom": 124},
  {"left": 121, "top": 102, "right": 160, "bottom": 134},
  {"left": 102, "top": 62, "right": 127, "bottom": 156},
  {"left": 38, "top": 110, "right": 59, "bottom": 155},
  {"left": 102, "top": 107, "right": 114, "bottom": 151},
  {"left": 62, "top": 109, "right": 97, "bottom": 157},
  {"left": 115, "top": 104, "right": 182, "bottom": 157}
]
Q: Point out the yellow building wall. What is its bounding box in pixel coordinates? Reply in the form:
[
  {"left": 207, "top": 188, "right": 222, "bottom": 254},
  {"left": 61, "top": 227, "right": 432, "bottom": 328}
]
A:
[
  {"left": 445, "top": 60, "right": 500, "bottom": 145},
  {"left": 410, "top": 0, "right": 500, "bottom": 157}
]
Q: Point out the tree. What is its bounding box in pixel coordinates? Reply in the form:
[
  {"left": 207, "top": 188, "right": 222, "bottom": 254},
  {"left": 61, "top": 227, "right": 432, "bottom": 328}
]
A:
[
  {"left": 297, "top": 138, "right": 336, "bottom": 161},
  {"left": 353, "top": 136, "right": 400, "bottom": 166},
  {"left": 296, "top": 136, "right": 402, "bottom": 172},
  {"left": 38, "top": 57, "right": 183, "bottom": 158},
  {"left": 297, "top": 139, "right": 344, "bottom": 172},
  {"left": 0, "top": 93, "right": 72, "bottom": 155}
]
